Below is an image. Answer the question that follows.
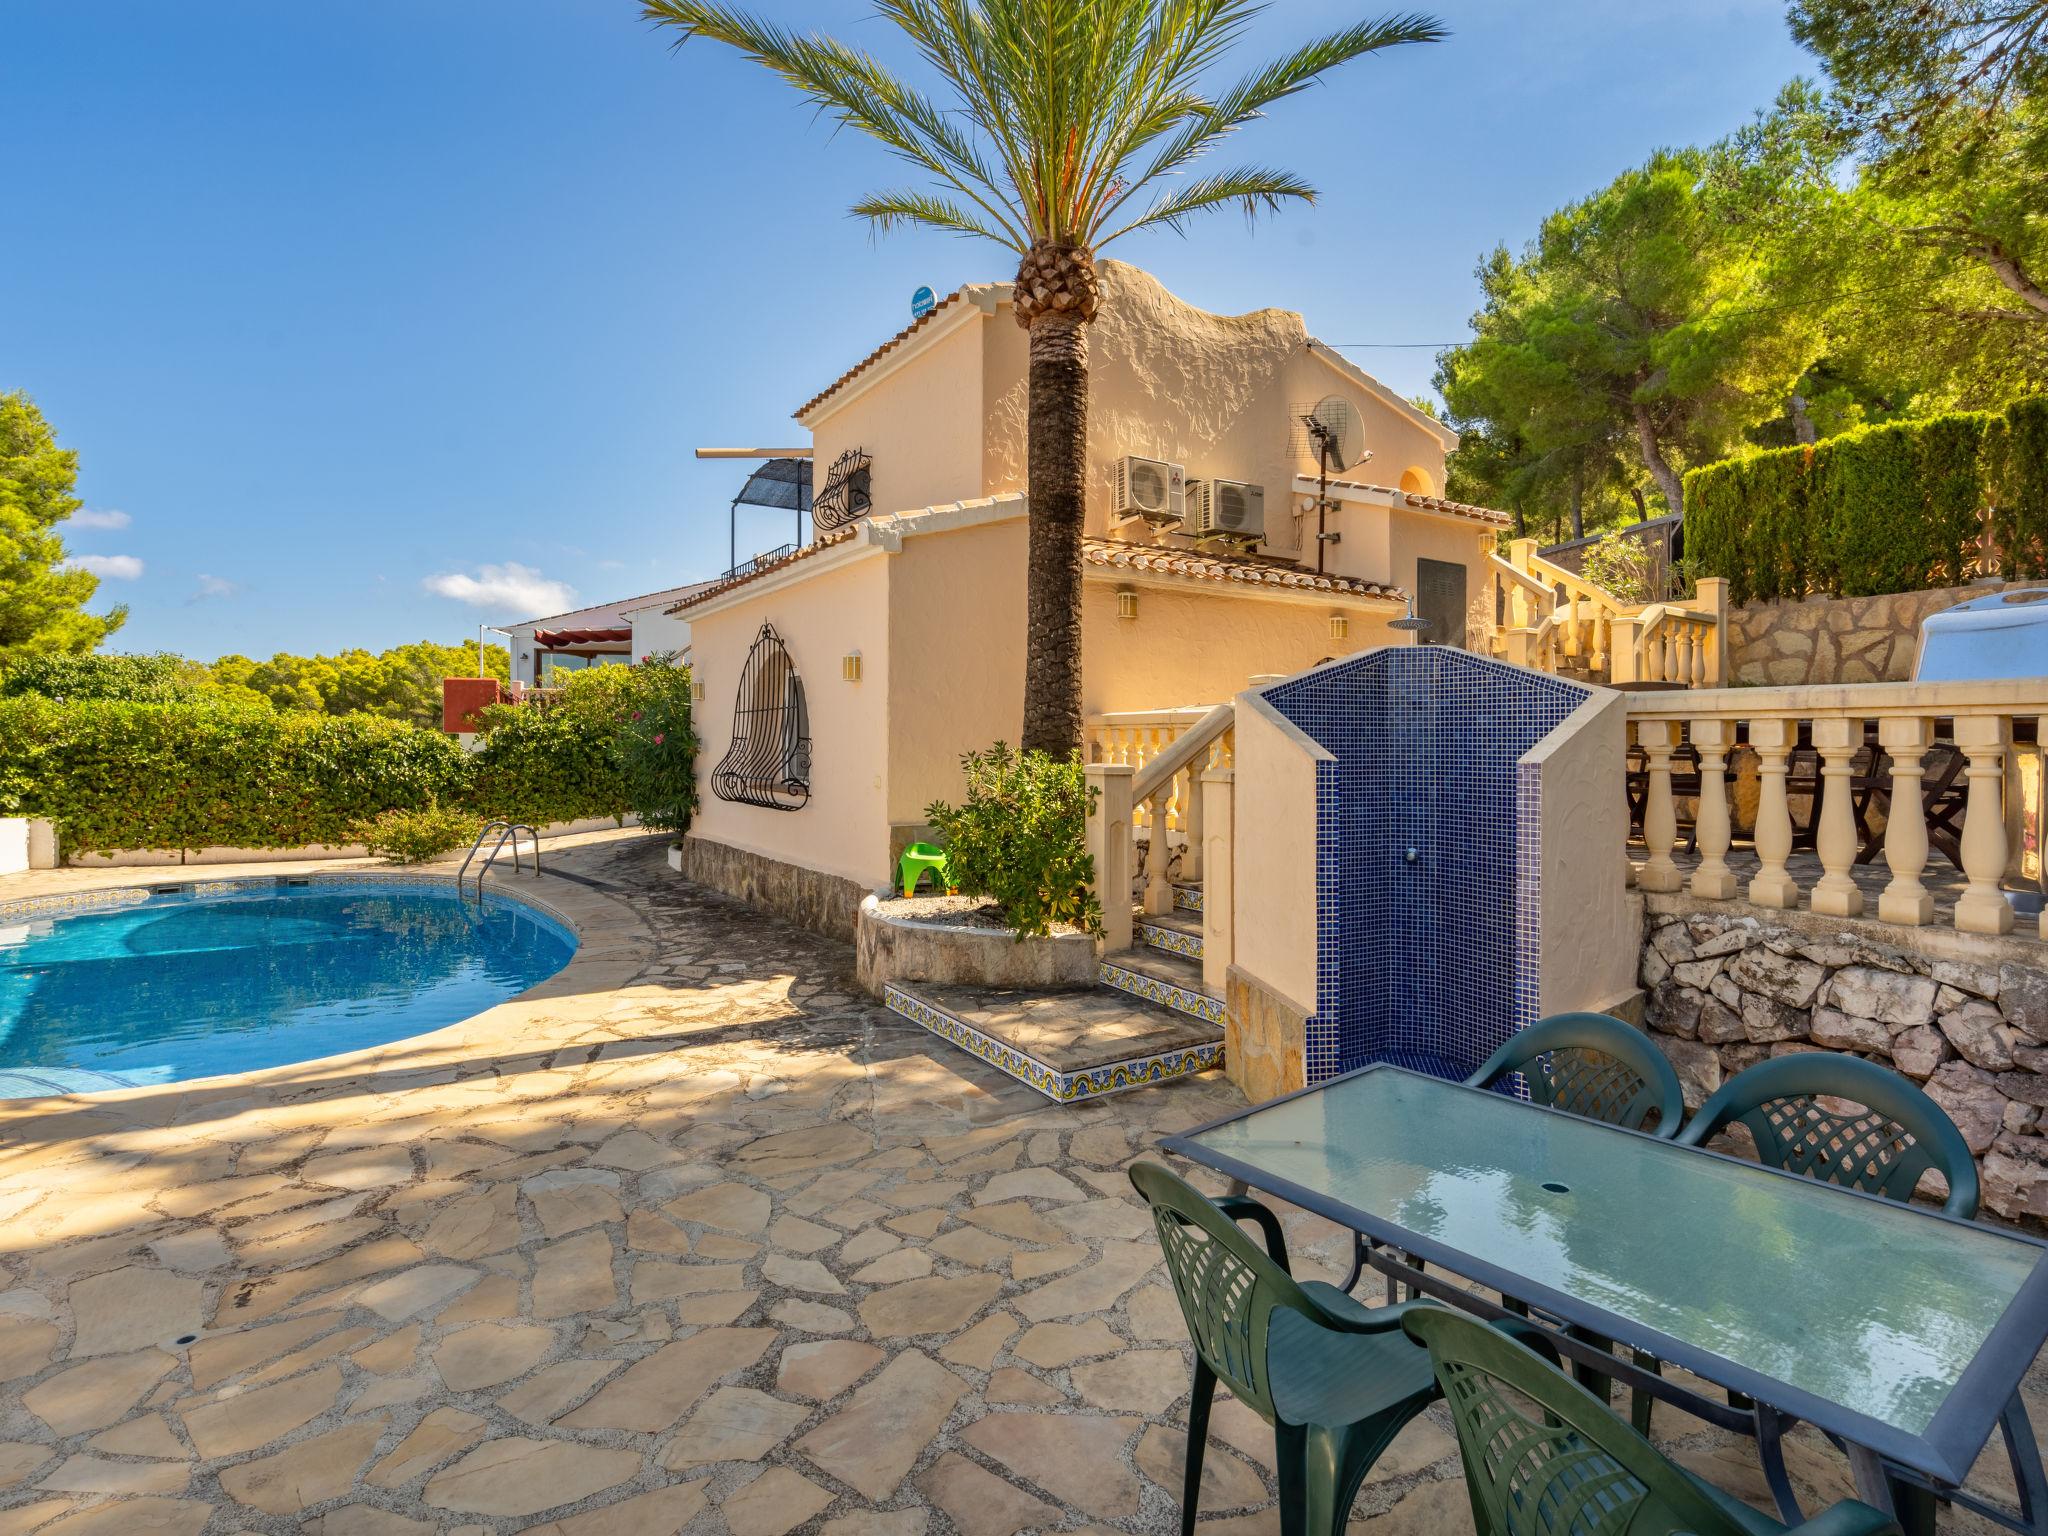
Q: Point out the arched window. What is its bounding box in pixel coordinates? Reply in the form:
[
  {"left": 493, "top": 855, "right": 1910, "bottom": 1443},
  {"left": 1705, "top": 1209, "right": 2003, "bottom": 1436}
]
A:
[{"left": 1398, "top": 466, "right": 1437, "bottom": 497}]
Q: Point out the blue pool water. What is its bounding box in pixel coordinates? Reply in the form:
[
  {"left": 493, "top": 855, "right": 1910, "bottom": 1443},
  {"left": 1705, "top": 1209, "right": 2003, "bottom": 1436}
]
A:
[{"left": 0, "top": 880, "right": 576, "bottom": 1097}]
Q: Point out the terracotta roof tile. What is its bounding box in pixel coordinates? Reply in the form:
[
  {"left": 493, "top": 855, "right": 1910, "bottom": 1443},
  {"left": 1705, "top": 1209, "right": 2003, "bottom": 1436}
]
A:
[
  {"left": 666, "top": 525, "right": 860, "bottom": 614},
  {"left": 1081, "top": 538, "right": 1405, "bottom": 602},
  {"left": 1316, "top": 476, "right": 1512, "bottom": 529}
]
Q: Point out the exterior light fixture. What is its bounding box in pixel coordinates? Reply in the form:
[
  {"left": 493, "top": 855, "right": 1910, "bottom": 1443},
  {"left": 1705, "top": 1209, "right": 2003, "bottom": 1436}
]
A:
[
  {"left": 1116, "top": 587, "right": 1138, "bottom": 621},
  {"left": 1329, "top": 614, "right": 1349, "bottom": 641},
  {"left": 843, "top": 652, "right": 863, "bottom": 682},
  {"left": 691, "top": 677, "right": 705, "bottom": 703}
]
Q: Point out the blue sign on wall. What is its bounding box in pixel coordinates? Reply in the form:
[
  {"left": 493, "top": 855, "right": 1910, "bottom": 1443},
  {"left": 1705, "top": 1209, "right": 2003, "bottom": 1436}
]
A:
[{"left": 910, "top": 285, "right": 936, "bottom": 320}]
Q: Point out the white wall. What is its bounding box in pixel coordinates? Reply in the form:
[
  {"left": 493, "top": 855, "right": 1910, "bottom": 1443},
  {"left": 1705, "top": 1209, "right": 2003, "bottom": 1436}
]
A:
[{"left": 630, "top": 611, "right": 692, "bottom": 664}]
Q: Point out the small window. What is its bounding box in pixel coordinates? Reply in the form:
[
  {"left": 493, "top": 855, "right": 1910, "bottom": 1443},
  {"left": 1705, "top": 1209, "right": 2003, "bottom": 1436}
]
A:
[{"left": 1399, "top": 466, "right": 1437, "bottom": 497}]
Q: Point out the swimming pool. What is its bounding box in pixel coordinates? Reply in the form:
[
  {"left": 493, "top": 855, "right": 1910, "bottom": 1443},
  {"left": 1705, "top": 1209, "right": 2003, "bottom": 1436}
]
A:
[{"left": 0, "top": 879, "right": 577, "bottom": 1097}]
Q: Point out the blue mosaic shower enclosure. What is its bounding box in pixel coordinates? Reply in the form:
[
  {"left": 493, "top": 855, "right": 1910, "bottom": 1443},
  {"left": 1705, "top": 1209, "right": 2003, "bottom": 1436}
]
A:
[{"left": 1260, "top": 648, "right": 1589, "bottom": 1083}]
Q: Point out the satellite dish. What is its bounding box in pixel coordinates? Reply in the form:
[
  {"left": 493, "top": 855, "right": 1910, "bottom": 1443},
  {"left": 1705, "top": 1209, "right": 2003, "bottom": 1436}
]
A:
[{"left": 1301, "top": 395, "right": 1367, "bottom": 474}]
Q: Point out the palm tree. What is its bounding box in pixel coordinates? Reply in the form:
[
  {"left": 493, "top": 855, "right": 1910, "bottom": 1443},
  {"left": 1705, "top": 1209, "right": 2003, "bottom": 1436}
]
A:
[{"left": 641, "top": 0, "right": 1446, "bottom": 755}]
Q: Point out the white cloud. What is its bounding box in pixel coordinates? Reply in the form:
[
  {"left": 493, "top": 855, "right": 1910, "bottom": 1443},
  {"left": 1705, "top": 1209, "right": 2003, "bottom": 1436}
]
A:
[
  {"left": 65, "top": 508, "right": 132, "bottom": 531},
  {"left": 65, "top": 554, "right": 144, "bottom": 580},
  {"left": 190, "top": 574, "right": 238, "bottom": 603},
  {"left": 423, "top": 561, "right": 575, "bottom": 615}
]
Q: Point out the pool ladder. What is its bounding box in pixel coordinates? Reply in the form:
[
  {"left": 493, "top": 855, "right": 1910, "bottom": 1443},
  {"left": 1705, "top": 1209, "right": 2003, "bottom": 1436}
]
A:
[{"left": 457, "top": 821, "right": 540, "bottom": 896}]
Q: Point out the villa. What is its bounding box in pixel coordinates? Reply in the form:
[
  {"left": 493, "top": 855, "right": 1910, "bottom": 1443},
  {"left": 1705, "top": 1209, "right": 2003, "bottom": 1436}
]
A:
[{"left": 672, "top": 262, "right": 1508, "bottom": 929}]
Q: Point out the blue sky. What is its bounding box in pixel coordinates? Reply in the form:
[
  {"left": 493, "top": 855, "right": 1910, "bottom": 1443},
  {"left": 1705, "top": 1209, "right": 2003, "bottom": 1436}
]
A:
[{"left": 2, "top": 1, "right": 1813, "bottom": 660}]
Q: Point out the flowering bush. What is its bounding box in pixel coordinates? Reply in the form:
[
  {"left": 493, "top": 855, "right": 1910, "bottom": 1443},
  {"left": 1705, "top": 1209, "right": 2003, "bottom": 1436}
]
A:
[
  {"left": 620, "top": 654, "right": 698, "bottom": 834},
  {"left": 925, "top": 743, "right": 1103, "bottom": 940}
]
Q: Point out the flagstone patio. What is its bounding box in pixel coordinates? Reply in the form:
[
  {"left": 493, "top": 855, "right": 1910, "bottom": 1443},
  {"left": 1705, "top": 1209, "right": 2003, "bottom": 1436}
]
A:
[{"left": 0, "top": 834, "right": 2036, "bottom": 1534}]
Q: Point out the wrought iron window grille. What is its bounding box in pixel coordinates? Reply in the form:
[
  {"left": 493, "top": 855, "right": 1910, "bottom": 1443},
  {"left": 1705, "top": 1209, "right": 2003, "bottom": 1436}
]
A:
[
  {"left": 814, "top": 448, "right": 873, "bottom": 534},
  {"left": 712, "top": 624, "right": 812, "bottom": 811}
]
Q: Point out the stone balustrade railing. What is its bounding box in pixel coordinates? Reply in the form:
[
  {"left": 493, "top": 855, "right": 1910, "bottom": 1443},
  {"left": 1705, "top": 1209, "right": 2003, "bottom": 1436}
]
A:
[
  {"left": 1085, "top": 702, "right": 1237, "bottom": 991},
  {"left": 1626, "top": 681, "right": 2047, "bottom": 942},
  {"left": 1487, "top": 537, "right": 1729, "bottom": 687}
]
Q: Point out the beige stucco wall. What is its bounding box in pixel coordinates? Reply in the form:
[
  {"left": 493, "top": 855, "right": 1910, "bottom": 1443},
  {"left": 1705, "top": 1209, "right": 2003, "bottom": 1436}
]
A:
[
  {"left": 1079, "top": 580, "right": 1398, "bottom": 714},
  {"left": 1229, "top": 692, "right": 1325, "bottom": 1016},
  {"left": 1385, "top": 513, "right": 1500, "bottom": 649},
  {"left": 804, "top": 262, "right": 1457, "bottom": 590},
  {"left": 808, "top": 310, "right": 988, "bottom": 526},
  {"left": 885, "top": 516, "right": 1029, "bottom": 825},
  {"left": 686, "top": 550, "right": 893, "bottom": 889},
  {"left": 1524, "top": 689, "right": 1641, "bottom": 1015}
]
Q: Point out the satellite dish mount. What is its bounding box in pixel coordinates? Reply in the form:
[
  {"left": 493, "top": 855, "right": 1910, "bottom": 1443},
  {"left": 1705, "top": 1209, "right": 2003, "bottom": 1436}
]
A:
[{"left": 1301, "top": 396, "right": 1371, "bottom": 575}]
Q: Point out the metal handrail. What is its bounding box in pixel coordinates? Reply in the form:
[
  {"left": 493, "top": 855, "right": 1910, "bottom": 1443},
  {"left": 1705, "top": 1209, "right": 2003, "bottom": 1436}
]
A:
[
  {"left": 455, "top": 820, "right": 541, "bottom": 895},
  {"left": 473, "top": 823, "right": 541, "bottom": 891},
  {"left": 455, "top": 821, "right": 510, "bottom": 893}
]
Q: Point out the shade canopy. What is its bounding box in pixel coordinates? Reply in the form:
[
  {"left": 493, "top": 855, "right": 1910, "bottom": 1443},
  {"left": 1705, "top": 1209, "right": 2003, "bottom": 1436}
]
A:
[{"left": 732, "top": 457, "right": 814, "bottom": 515}]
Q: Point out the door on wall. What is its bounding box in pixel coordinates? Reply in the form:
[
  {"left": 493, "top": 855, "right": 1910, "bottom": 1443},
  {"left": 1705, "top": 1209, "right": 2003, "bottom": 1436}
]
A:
[{"left": 1416, "top": 558, "right": 1469, "bottom": 648}]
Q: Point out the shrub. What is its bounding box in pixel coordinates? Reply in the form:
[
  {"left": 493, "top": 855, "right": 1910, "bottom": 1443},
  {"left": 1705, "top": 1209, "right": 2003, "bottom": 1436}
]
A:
[
  {"left": 469, "top": 668, "right": 635, "bottom": 826},
  {"left": 925, "top": 744, "right": 1103, "bottom": 940},
  {"left": 1578, "top": 531, "right": 1656, "bottom": 604},
  {"left": 0, "top": 698, "right": 471, "bottom": 854},
  {"left": 1989, "top": 396, "right": 2048, "bottom": 580},
  {"left": 619, "top": 655, "right": 698, "bottom": 834},
  {"left": 355, "top": 803, "right": 482, "bottom": 864},
  {"left": 1684, "top": 406, "right": 2006, "bottom": 603},
  {"left": 0, "top": 651, "right": 217, "bottom": 703}
]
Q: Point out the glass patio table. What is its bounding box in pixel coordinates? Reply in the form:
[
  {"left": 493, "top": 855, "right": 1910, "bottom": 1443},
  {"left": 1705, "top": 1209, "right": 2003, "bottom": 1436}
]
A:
[{"left": 1163, "top": 1063, "right": 2048, "bottom": 1531}]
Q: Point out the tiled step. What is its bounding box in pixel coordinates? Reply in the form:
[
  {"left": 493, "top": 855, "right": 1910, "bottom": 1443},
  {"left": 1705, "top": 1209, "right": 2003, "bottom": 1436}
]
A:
[
  {"left": 1134, "top": 906, "right": 1202, "bottom": 960},
  {"left": 1173, "top": 883, "right": 1203, "bottom": 914},
  {"left": 1097, "top": 948, "right": 1225, "bottom": 1026},
  {"left": 881, "top": 979, "right": 1223, "bottom": 1103}
]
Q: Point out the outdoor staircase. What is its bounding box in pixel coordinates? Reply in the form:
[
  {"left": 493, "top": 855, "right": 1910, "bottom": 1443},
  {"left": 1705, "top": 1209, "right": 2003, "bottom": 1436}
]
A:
[{"left": 879, "top": 879, "right": 1226, "bottom": 1105}]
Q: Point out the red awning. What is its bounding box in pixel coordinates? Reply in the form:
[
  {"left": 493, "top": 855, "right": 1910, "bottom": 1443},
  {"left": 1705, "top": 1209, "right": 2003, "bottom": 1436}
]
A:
[{"left": 533, "top": 627, "right": 632, "bottom": 648}]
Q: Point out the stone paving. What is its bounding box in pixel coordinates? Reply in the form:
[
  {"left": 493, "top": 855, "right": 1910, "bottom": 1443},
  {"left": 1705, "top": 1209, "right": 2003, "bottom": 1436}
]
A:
[{"left": 0, "top": 833, "right": 2040, "bottom": 1534}]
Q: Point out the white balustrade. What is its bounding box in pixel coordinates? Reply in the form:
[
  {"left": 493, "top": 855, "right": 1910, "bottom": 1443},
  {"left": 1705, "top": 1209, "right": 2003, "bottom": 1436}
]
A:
[{"left": 1627, "top": 682, "right": 2048, "bottom": 943}]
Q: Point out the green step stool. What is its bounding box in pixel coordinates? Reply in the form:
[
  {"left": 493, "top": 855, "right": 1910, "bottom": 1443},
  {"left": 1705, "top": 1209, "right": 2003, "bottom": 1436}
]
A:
[{"left": 898, "top": 842, "right": 951, "bottom": 897}]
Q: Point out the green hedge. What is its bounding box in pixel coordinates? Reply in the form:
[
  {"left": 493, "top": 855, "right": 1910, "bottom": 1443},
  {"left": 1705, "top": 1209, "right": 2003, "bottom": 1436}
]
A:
[
  {"left": 0, "top": 661, "right": 701, "bottom": 856},
  {"left": 1684, "top": 400, "right": 2048, "bottom": 603},
  {"left": 0, "top": 698, "right": 470, "bottom": 854}
]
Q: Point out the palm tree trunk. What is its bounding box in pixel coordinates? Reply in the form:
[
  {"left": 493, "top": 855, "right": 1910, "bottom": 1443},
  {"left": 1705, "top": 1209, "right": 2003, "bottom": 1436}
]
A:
[{"left": 1021, "top": 312, "right": 1088, "bottom": 757}]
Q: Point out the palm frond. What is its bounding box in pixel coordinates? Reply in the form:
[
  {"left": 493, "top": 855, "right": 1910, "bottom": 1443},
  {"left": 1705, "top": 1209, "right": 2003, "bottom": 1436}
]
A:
[
  {"left": 1101, "top": 165, "right": 1316, "bottom": 244},
  {"left": 850, "top": 189, "right": 1014, "bottom": 242},
  {"left": 1106, "top": 12, "right": 1448, "bottom": 229},
  {"left": 641, "top": 0, "right": 1030, "bottom": 248}
]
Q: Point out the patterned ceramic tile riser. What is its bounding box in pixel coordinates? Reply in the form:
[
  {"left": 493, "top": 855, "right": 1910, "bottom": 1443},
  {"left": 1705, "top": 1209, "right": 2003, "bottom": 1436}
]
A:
[
  {"left": 1173, "top": 884, "right": 1203, "bottom": 913},
  {"left": 881, "top": 982, "right": 1223, "bottom": 1102},
  {"left": 1135, "top": 921, "right": 1202, "bottom": 960},
  {"left": 1095, "top": 960, "right": 1226, "bottom": 1026}
]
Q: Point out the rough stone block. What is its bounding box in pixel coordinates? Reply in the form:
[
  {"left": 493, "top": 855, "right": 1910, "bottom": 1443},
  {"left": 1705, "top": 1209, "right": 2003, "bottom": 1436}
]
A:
[
  {"left": 1809, "top": 1008, "right": 1890, "bottom": 1055},
  {"left": 1728, "top": 950, "right": 1825, "bottom": 1010},
  {"left": 1823, "top": 966, "right": 1937, "bottom": 1030},
  {"left": 1938, "top": 1001, "right": 2017, "bottom": 1071}
]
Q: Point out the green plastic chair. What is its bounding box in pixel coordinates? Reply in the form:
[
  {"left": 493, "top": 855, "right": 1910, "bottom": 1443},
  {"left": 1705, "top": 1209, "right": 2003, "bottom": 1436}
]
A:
[
  {"left": 1129, "top": 1160, "right": 1444, "bottom": 1536},
  {"left": 897, "top": 841, "right": 949, "bottom": 897},
  {"left": 1676, "top": 1053, "right": 1978, "bottom": 1215},
  {"left": 1465, "top": 1012, "right": 1685, "bottom": 1136},
  {"left": 1678, "top": 1054, "right": 2037, "bottom": 1533},
  {"left": 1403, "top": 1306, "right": 1901, "bottom": 1536}
]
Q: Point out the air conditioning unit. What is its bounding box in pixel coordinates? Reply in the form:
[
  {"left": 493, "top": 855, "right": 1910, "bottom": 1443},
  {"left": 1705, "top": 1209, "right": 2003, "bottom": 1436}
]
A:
[
  {"left": 1190, "top": 478, "right": 1265, "bottom": 540},
  {"left": 1112, "top": 455, "right": 1185, "bottom": 525}
]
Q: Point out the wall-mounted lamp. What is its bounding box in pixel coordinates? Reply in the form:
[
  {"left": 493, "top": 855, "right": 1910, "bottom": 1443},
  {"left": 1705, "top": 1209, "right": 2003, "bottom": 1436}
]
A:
[
  {"left": 842, "top": 651, "right": 863, "bottom": 683},
  {"left": 1116, "top": 587, "right": 1139, "bottom": 621},
  {"left": 1329, "top": 614, "right": 1350, "bottom": 641},
  {"left": 690, "top": 677, "right": 705, "bottom": 703}
]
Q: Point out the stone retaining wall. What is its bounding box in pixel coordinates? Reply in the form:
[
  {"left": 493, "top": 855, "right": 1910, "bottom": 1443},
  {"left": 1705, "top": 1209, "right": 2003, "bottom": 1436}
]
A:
[
  {"left": 1641, "top": 900, "right": 2048, "bottom": 1221},
  {"left": 1726, "top": 579, "right": 2048, "bottom": 686},
  {"left": 676, "top": 835, "right": 867, "bottom": 941},
  {"left": 853, "top": 892, "right": 1098, "bottom": 998}
]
